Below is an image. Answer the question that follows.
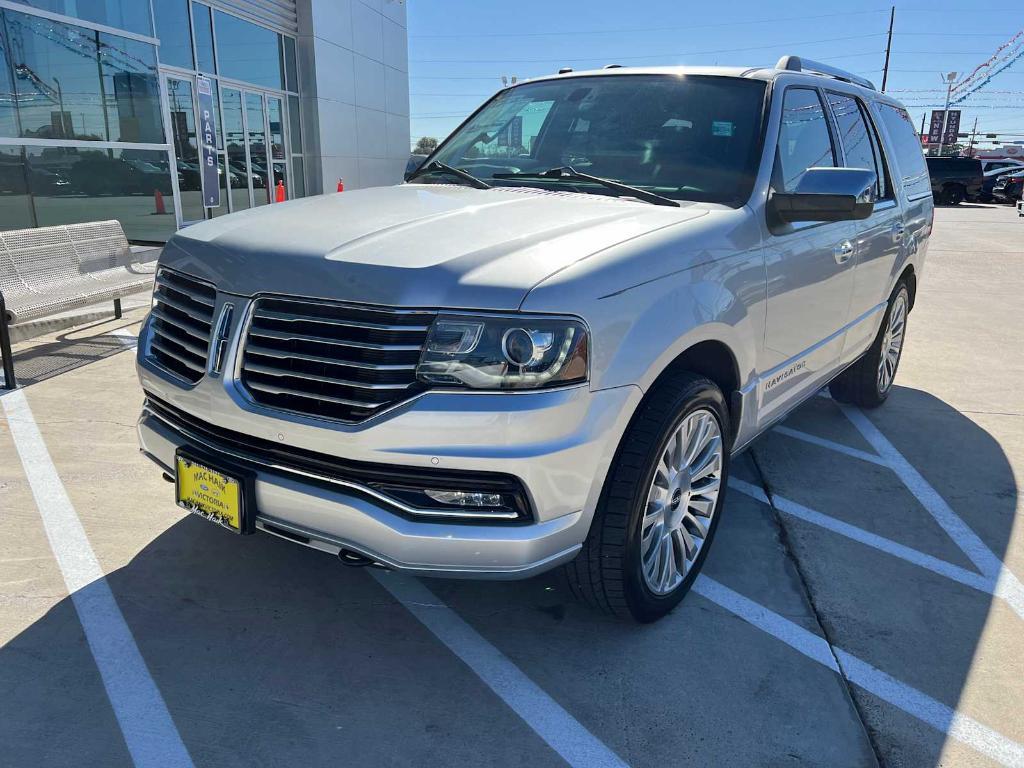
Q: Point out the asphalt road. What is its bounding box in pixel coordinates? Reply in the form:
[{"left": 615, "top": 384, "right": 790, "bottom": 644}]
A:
[{"left": 1, "top": 203, "right": 1021, "bottom": 767}]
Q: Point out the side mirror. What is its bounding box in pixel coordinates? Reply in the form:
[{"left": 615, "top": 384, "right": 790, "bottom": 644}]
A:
[{"left": 769, "top": 167, "right": 877, "bottom": 224}]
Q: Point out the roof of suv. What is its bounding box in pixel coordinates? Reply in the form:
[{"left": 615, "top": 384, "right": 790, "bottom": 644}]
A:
[{"left": 520, "top": 60, "right": 900, "bottom": 105}]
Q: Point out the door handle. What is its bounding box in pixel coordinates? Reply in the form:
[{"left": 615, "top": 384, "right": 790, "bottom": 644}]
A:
[
  {"left": 892, "top": 223, "right": 906, "bottom": 243},
  {"left": 834, "top": 240, "right": 854, "bottom": 264}
]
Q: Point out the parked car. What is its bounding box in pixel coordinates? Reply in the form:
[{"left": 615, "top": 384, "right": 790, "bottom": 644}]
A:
[
  {"left": 980, "top": 158, "right": 1024, "bottom": 174},
  {"left": 406, "top": 153, "right": 427, "bottom": 176},
  {"left": 992, "top": 169, "right": 1024, "bottom": 203},
  {"left": 926, "top": 156, "right": 983, "bottom": 205},
  {"left": 979, "top": 166, "right": 1020, "bottom": 202},
  {"left": 137, "top": 56, "right": 930, "bottom": 622}
]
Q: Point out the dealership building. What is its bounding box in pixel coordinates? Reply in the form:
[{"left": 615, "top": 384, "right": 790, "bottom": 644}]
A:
[{"left": 0, "top": 0, "right": 410, "bottom": 242}]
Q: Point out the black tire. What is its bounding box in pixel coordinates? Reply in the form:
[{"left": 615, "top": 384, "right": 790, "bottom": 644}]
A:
[
  {"left": 830, "top": 281, "right": 910, "bottom": 408},
  {"left": 941, "top": 184, "right": 965, "bottom": 206},
  {"left": 565, "top": 372, "right": 731, "bottom": 622}
]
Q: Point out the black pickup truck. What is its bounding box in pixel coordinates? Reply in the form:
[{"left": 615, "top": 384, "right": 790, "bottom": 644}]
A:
[{"left": 926, "top": 157, "right": 984, "bottom": 205}]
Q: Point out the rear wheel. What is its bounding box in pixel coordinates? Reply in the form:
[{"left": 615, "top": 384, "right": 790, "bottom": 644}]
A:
[
  {"left": 830, "top": 281, "right": 909, "bottom": 408},
  {"left": 566, "top": 373, "right": 730, "bottom": 622},
  {"left": 941, "top": 184, "right": 965, "bottom": 205}
]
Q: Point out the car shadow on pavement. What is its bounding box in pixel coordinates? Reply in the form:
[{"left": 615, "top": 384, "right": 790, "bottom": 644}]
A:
[{"left": 0, "top": 386, "right": 1017, "bottom": 767}]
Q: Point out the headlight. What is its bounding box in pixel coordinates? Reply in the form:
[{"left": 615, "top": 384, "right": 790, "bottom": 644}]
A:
[{"left": 417, "top": 314, "right": 589, "bottom": 390}]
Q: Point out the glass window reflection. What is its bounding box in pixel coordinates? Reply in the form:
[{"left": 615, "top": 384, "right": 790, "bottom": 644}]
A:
[
  {"left": 0, "top": 146, "right": 34, "bottom": 230},
  {"left": 246, "top": 92, "right": 268, "bottom": 205},
  {"left": 193, "top": 3, "right": 216, "bottom": 75},
  {"left": 25, "top": 145, "right": 176, "bottom": 241},
  {"left": 3, "top": 10, "right": 163, "bottom": 144},
  {"left": 3, "top": 0, "right": 152, "bottom": 37},
  {"left": 214, "top": 11, "right": 282, "bottom": 90},
  {"left": 221, "top": 86, "right": 249, "bottom": 211},
  {"left": 152, "top": 0, "right": 193, "bottom": 70}
]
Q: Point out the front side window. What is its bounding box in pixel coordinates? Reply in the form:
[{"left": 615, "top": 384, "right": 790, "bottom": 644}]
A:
[
  {"left": 428, "top": 75, "right": 767, "bottom": 206},
  {"left": 773, "top": 87, "right": 836, "bottom": 193}
]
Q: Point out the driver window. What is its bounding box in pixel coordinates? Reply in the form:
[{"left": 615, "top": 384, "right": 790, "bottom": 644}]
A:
[{"left": 773, "top": 88, "right": 837, "bottom": 193}]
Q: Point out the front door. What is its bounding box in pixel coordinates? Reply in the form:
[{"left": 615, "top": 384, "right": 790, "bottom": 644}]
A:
[{"left": 760, "top": 86, "right": 857, "bottom": 425}]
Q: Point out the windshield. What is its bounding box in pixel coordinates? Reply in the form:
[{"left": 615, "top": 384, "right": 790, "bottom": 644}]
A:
[{"left": 426, "top": 74, "right": 767, "bottom": 206}]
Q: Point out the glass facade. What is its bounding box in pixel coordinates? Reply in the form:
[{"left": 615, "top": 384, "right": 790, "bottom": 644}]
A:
[
  {"left": 213, "top": 10, "right": 282, "bottom": 90},
  {"left": 4, "top": 0, "right": 153, "bottom": 37},
  {"left": 1, "top": 10, "right": 163, "bottom": 143},
  {"left": 0, "top": 0, "right": 306, "bottom": 242},
  {"left": 153, "top": 0, "right": 193, "bottom": 70}
]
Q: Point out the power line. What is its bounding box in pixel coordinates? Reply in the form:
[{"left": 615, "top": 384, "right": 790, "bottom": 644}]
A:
[
  {"left": 410, "top": 33, "right": 887, "bottom": 64},
  {"left": 409, "top": 9, "right": 890, "bottom": 38}
]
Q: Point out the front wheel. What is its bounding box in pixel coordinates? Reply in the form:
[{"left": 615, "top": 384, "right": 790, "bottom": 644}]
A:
[
  {"left": 566, "top": 373, "right": 730, "bottom": 622},
  {"left": 830, "top": 281, "right": 910, "bottom": 408}
]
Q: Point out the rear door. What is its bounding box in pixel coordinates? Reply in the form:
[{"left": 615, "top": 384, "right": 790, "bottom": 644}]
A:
[
  {"left": 760, "top": 86, "right": 856, "bottom": 425},
  {"left": 824, "top": 90, "right": 902, "bottom": 363}
]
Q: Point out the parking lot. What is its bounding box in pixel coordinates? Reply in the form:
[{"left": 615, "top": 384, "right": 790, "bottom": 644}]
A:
[{"left": 1, "top": 203, "right": 1022, "bottom": 767}]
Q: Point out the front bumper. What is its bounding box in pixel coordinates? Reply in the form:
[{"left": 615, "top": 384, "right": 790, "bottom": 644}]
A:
[{"left": 137, "top": 309, "right": 641, "bottom": 576}]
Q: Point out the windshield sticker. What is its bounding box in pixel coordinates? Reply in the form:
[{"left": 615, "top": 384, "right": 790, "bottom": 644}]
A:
[{"left": 712, "top": 121, "right": 735, "bottom": 137}]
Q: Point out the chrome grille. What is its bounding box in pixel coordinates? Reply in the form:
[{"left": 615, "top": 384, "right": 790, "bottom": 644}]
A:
[
  {"left": 240, "top": 296, "right": 435, "bottom": 422},
  {"left": 149, "top": 269, "right": 216, "bottom": 383}
]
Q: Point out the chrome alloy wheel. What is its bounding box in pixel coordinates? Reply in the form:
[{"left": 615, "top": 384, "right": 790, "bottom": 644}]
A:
[
  {"left": 878, "top": 290, "right": 908, "bottom": 393},
  {"left": 640, "top": 408, "right": 723, "bottom": 596}
]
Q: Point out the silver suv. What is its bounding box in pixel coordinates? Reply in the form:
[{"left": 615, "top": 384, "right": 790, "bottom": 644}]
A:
[{"left": 136, "top": 56, "right": 931, "bottom": 622}]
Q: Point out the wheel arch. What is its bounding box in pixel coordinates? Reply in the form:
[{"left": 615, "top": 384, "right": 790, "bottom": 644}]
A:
[{"left": 640, "top": 338, "right": 743, "bottom": 443}]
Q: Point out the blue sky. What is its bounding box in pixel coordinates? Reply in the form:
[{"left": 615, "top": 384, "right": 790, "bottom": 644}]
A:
[{"left": 407, "top": 1, "right": 1024, "bottom": 152}]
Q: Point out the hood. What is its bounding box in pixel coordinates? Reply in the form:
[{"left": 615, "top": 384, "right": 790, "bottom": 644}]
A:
[{"left": 159, "top": 184, "right": 707, "bottom": 310}]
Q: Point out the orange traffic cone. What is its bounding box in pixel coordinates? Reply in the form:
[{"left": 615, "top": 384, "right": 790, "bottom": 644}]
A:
[
  {"left": 275, "top": 180, "right": 285, "bottom": 202},
  {"left": 153, "top": 189, "right": 166, "bottom": 215},
  {"left": 337, "top": 178, "right": 344, "bottom": 192}
]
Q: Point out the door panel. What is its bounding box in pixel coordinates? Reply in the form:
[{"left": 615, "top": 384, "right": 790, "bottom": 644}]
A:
[
  {"left": 759, "top": 87, "right": 857, "bottom": 424},
  {"left": 825, "top": 91, "right": 902, "bottom": 361},
  {"left": 844, "top": 201, "right": 900, "bottom": 359}
]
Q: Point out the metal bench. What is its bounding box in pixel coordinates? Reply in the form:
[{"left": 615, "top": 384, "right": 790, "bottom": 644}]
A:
[{"left": 0, "top": 220, "right": 156, "bottom": 389}]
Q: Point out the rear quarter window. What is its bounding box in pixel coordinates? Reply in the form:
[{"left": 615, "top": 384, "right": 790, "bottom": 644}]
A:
[{"left": 876, "top": 103, "right": 931, "bottom": 200}]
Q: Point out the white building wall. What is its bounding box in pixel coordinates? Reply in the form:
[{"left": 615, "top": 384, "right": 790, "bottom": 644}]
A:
[{"left": 295, "top": 0, "right": 410, "bottom": 193}]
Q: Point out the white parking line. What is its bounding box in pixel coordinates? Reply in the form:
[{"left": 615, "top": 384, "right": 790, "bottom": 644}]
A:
[
  {"left": 729, "top": 478, "right": 996, "bottom": 596},
  {"left": 837, "top": 402, "right": 1024, "bottom": 619},
  {"left": 370, "top": 570, "right": 628, "bottom": 768},
  {"left": 107, "top": 328, "right": 138, "bottom": 349},
  {"left": 1, "top": 388, "right": 194, "bottom": 768},
  {"left": 695, "top": 576, "right": 1024, "bottom": 767},
  {"left": 772, "top": 425, "right": 890, "bottom": 466}
]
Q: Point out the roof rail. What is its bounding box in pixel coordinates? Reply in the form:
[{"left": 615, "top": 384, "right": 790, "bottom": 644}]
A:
[{"left": 775, "top": 55, "right": 876, "bottom": 91}]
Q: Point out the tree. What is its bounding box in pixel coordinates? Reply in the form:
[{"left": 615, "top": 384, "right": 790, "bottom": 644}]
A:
[{"left": 414, "top": 136, "right": 438, "bottom": 155}]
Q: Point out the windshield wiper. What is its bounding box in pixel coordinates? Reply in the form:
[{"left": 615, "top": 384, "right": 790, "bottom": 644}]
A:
[
  {"left": 406, "top": 160, "right": 491, "bottom": 190},
  {"left": 492, "top": 166, "right": 680, "bottom": 207}
]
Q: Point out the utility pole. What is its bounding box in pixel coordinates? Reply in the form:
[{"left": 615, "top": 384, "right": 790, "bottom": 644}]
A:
[
  {"left": 936, "top": 71, "right": 959, "bottom": 157},
  {"left": 881, "top": 6, "right": 895, "bottom": 93},
  {"left": 966, "top": 116, "right": 979, "bottom": 156}
]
